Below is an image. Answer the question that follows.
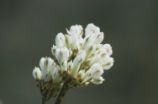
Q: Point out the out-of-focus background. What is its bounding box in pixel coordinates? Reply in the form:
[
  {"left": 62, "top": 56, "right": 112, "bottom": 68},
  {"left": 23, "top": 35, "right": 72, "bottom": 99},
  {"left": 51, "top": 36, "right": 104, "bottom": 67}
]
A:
[{"left": 0, "top": 0, "right": 158, "bottom": 104}]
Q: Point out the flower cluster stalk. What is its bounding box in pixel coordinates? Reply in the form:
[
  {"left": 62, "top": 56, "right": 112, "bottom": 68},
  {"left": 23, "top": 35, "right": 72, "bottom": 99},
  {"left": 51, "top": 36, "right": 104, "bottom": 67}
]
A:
[{"left": 55, "top": 82, "right": 69, "bottom": 104}]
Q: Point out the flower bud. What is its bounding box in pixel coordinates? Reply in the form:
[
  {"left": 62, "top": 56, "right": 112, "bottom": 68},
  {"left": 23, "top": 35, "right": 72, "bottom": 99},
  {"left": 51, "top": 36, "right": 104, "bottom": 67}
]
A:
[
  {"left": 82, "top": 64, "right": 103, "bottom": 84},
  {"left": 52, "top": 65, "right": 62, "bottom": 83},
  {"left": 65, "top": 35, "right": 72, "bottom": 49},
  {"left": 70, "top": 50, "right": 86, "bottom": 77},
  {"left": 85, "top": 23, "right": 100, "bottom": 37},
  {"left": 91, "top": 76, "right": 104, "bottom": 85},
  {"left": 84, "top": 24, "right": 104, "bottom": 47},
  {"left": 51, "top": 45, "right": 57, "bottom": 56},
  {"left": 55, "top": 47, "right": 69, "bottom": 65},
  {"left": 60, "top": 60, "right": 68, "bottom": 72},
  {"left": 94, "top": 32, "right": 104, "bottom": 44},
  {"left": 87, "top": 63, "right": 104, "bottom": 78},
  {"left": 101, "top": 57, "right": 114, "bottom": 70},
  {"left": 39, "top": 57, "right": 54, "bottom": 81},
  {"left": 32, "top": 67, "right": 42, "bottom": 80},
  {"left": 104, "top": 44, "right": 113, "bottom": 56},
  {"left": 55, "top": 32, "right": 65, "bottom": 47},
  {"left": 66, "top": 25, "right": 84, "bottom": 50},
  {"left": 40, "top": 57, "right": 53, "bottom": 70},
  {"left": 68, "top": 25, "right": 83, "bottom": 37},
  {"left": 66, "top": 35, "right": 82, "bottom": 50}
]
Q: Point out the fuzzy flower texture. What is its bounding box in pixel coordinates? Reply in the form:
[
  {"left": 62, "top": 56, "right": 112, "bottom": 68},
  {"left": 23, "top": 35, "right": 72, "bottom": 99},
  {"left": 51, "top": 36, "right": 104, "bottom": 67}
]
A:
[{"left": 32, "top": 23, "right": 114, "bottom": 101}]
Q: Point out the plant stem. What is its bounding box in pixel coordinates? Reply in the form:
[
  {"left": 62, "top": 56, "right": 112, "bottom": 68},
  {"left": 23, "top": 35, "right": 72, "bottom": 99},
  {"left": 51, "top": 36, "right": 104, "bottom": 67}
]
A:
[
  {"left": 55, "top": 82, "right": 69, "bottom": 104},
  {"left": 42, "top": 97, "right": 46, "bottom": 104}
]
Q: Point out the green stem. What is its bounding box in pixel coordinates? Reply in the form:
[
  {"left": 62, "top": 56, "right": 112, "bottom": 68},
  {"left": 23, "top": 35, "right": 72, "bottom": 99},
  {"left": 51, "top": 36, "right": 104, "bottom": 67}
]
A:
[
  {"left": 42, "top": 97, "right": 46, "bottom": 104},
  {"left": 55, "top": 82, "right": 69, "bottom": 104}
]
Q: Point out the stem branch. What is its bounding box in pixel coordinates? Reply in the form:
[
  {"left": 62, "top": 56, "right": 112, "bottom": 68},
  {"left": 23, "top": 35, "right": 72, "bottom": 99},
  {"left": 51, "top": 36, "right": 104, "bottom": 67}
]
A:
[{"left": 55, "top": 82, "right": 69, "bottom": 104}]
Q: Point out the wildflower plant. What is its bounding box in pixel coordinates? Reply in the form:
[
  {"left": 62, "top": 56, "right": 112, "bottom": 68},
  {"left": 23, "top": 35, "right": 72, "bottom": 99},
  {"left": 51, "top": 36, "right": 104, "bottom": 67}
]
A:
[{"left": 32, "top": 23, "right": 114, "bottom": 104}]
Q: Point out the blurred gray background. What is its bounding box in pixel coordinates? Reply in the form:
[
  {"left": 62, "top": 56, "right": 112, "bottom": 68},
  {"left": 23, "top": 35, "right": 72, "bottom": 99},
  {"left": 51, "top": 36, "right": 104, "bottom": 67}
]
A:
[{"left": 0, "top": 0, "right": 158, "bottom": 104}]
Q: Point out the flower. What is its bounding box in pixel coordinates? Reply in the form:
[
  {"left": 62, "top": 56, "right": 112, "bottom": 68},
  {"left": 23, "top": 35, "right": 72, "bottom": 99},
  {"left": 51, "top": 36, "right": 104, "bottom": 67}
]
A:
[{"left": 32, "top": 23, "right": 114, "bottom": 100}]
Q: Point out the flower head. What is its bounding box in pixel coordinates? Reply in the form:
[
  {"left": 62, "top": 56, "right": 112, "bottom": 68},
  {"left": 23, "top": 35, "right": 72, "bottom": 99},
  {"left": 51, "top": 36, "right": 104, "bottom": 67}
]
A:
[{"left": 32, "top": 23, "right": 114, "bottom": 100}]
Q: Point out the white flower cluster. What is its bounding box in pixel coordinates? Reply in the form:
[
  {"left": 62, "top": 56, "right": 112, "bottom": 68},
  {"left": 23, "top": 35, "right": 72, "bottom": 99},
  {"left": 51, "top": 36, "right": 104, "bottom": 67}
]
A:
[{"left": 33, "top": 23, "right": 114, "bottom": 87}]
